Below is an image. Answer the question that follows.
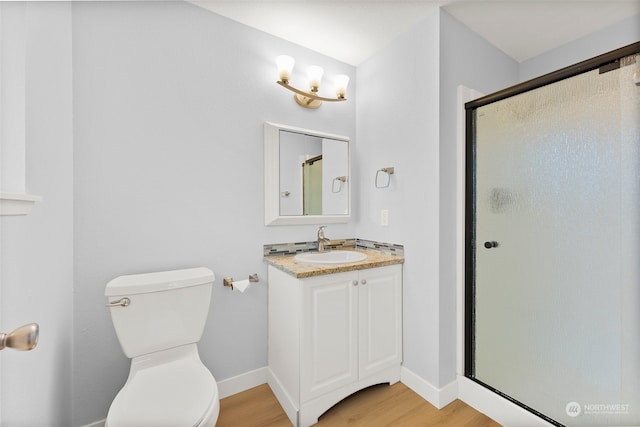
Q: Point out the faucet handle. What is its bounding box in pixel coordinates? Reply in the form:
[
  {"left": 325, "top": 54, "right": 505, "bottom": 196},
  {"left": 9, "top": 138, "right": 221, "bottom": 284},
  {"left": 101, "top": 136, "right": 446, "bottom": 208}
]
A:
[{"left": 317, "top": 225, "right": 327, "bottom": 237}]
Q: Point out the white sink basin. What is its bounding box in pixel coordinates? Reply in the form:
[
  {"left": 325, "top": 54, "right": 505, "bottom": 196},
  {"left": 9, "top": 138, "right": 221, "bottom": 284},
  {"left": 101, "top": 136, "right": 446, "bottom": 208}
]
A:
[{"left": 294, "top": 250, "right": 367, "bottom": 265}]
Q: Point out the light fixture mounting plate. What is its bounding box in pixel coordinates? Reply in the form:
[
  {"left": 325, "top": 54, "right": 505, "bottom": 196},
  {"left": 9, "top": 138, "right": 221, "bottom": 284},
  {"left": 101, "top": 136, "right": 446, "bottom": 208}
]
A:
[{"left": 294, "top": 94, "right": 323, "bottom": 109}]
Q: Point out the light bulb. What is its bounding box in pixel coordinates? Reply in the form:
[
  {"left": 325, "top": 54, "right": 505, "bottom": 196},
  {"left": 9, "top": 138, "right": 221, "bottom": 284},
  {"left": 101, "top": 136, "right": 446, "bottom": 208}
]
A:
[
  {"left": 276, "top": 55, "right": 295, "bottom": 83},
  {"left": 307, "top": 66, "right": 324, "bottom": 92},
  {"left": 334, "top": 74, "right": 350, "bottom": 98}
]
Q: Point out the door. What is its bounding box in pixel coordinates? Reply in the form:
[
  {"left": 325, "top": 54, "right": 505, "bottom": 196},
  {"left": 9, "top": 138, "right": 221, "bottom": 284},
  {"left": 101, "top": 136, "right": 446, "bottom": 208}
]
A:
[
  {"left": 301, "top": 271, "right": 358, "bottom": 402},
  {"left": 467, "top": 45, "right": 640, "bottom": 426},
  {"left": 303, "top": 157, "right": 323, "bottom": 215},
  {"left": 358, "top": 265, "right": 402, "bottom": 379}
]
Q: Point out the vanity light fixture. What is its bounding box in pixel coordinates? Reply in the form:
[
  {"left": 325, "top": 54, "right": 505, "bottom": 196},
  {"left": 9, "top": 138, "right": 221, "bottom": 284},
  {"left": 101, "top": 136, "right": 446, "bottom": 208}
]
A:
[{"left": 276, "top": 55, "right": 349, "bottom": 109}]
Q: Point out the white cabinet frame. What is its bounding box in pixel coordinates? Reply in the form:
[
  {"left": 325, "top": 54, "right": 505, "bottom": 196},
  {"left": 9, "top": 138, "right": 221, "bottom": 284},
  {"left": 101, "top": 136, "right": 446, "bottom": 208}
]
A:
[{"left": 268, "top": 264, "right": 402, "bottom": 427}]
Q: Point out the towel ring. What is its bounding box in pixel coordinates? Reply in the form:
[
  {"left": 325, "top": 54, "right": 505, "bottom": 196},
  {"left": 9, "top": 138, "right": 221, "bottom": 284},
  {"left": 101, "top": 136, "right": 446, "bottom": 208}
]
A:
[
  {"left": 332, "top": 176, "right": 347, "bottom": 193},
  {"left": 375, "top": 167, "right": 394, "bottom": 188}
]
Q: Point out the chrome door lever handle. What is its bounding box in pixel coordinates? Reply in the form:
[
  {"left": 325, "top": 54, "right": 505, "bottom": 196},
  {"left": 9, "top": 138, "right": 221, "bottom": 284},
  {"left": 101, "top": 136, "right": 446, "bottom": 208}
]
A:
[
  {"left": 0, "top": 323, "right": 39, "bottom": 351},
  {"left": 106, "top": 297, "right": 131, "bottom": 308}
]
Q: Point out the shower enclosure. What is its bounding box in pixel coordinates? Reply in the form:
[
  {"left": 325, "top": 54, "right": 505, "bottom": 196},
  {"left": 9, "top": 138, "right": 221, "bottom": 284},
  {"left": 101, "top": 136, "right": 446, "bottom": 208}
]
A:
[{"left": 465, "top": 43, "right": 640, "bottom": 427}]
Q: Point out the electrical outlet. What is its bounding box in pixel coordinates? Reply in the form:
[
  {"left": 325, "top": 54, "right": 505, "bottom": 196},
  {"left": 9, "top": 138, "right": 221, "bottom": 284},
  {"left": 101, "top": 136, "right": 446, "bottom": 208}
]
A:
[{"left": 381, "top": 209, "right": 389, "bottom": 226}]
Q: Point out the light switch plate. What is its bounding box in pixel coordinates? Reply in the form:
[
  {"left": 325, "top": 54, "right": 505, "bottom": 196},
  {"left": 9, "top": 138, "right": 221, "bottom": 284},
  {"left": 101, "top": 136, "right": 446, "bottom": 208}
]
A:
[{"left": 381, "top": 209, "right": 389, "bottom": 226}]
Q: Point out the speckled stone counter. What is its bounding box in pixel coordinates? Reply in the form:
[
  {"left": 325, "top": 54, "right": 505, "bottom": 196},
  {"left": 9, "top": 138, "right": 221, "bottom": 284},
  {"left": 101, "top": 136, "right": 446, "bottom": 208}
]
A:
[{"left": 264, "top": 247, "right": 404, "bottom": 278}]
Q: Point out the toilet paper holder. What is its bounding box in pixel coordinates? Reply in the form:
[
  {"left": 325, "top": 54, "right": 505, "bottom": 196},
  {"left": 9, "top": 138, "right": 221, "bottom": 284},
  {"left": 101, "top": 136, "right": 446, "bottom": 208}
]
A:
[{"left": 223, "top": 273, "right": 259, "bottom": 290}]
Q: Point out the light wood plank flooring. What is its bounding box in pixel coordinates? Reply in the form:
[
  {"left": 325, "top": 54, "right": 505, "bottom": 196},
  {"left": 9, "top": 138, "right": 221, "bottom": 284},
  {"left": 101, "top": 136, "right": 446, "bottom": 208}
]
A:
[{"left": 217, "top": 382, "right": 502, "bottom": 427}]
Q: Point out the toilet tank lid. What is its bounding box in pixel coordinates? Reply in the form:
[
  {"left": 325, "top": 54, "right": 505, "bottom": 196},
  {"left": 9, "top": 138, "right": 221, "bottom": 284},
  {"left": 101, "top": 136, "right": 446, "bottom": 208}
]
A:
[{"left": 105, "top": 267, "right": 215, "bottom": 296}]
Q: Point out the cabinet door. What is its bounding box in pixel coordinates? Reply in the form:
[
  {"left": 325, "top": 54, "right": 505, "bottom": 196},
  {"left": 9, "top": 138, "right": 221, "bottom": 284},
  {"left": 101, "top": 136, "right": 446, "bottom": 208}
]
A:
[
  {"left": 358, "top": 265, "right": 402, "bottom": 379},
  {"left": 301, "top": 271, "right": 358, "bottom": 402}
]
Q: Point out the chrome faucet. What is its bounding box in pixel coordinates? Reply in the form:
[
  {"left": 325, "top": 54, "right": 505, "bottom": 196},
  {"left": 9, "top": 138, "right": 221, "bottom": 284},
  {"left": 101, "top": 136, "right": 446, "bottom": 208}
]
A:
[{"left": 317, "top": 226, "right": 330, "bottom": 252}]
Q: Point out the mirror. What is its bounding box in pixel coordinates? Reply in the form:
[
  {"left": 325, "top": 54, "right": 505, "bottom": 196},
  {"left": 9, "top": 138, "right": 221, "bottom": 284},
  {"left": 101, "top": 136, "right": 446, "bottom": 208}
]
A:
[{"left": 264, "top": 122, "right": 350, "bottom": 225}]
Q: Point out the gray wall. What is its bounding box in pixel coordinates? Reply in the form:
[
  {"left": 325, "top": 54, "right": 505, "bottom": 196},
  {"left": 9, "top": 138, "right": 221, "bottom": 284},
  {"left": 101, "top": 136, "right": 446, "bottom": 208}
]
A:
[
  {"left": 353, "top": 6, "right": 522, "bottom": 390},
  {"left": 71, "top": 2, "right": 355, "bottom": 425},
  {"left": 355, "top": 9, "right": 442, "bottom": 385},
  {"left": 519, "top": 13, "right": 640, "bottom": 81},
  {"left": 0, "top": 2, "right": 74, "bottom": 426},
  {"left": 354, "top": 6, "right": 521, "bottom": 390}
]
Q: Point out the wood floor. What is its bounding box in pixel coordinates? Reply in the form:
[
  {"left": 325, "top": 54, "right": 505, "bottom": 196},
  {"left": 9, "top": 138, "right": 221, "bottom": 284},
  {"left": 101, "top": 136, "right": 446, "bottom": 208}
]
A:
[{"left": 217, "top": 382, "right": 502, "bottom": 427}]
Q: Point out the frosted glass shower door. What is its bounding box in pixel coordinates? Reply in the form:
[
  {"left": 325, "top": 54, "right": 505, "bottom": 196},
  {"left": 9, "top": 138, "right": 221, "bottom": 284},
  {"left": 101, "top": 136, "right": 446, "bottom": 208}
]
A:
[{"left": 470, "top": 51, "right": 639, "bottom": 426}]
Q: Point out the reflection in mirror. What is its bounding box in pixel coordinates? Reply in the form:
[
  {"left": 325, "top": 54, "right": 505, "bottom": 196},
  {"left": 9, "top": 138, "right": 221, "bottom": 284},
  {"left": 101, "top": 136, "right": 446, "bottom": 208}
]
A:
[
  {"left": 302, "top": 155, "right": 322, "bottom": 215},
  {"left": 264, "top": 122, "right": 350, "bottom": 226}
]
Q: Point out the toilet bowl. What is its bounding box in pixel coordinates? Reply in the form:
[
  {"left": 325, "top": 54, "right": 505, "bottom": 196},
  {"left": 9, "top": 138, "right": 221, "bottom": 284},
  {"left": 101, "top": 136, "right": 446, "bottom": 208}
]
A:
[{"left": 105, "top": 267, "right": 219, "bottom": 427}]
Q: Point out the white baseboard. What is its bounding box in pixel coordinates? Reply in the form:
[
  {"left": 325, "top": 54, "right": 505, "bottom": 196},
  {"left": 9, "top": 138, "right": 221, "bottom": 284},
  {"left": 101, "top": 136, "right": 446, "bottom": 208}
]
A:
[
  {"left": 267, "top": 367, "right": 298, "bottom": 427},
  {"left": 401, "top": 369, "right": 556, "bottom": 426},
  {"left": 457, "top": 375, "right": 554, "bottom": 427},
  {"left": 400, "top": 366, "right": 458, "bottom": 409},
  {"left": 82, "top": 368, "right": 555, "bottom": 427},
  {"left": 217, "top": 366, "right": 269, "bottom": 399}
]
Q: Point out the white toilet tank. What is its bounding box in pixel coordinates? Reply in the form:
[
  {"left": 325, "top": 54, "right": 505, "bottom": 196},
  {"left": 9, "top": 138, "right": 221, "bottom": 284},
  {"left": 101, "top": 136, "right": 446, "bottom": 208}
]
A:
[{"left": 105, "top": 267, "right": 214, "bottom": 358}]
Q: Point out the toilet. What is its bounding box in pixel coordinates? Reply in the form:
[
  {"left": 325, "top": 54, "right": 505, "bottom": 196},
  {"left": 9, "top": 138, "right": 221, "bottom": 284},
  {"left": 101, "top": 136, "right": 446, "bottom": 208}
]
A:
[{"left": 104, "top": 267, "right": 219, "bottom": 427}]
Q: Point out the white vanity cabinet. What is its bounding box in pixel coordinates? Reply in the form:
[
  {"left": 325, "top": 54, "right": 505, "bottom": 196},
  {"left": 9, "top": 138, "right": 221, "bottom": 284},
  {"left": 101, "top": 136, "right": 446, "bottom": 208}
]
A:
[{"left": 267, "top": 264, "right": 402, "bottom": 427}]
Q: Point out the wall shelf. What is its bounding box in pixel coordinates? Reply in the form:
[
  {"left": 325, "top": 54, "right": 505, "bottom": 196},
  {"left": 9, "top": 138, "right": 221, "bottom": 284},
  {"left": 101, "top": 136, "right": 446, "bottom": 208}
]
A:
[{"left": 0, "top": 193, "right": 42, "bottom": 216}]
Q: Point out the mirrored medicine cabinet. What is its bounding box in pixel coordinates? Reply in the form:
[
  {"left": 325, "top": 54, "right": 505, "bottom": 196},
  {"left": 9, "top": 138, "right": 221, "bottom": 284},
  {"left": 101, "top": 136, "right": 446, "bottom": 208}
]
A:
[{"left": 264, "top": 122, "right": 351, "bottom": 226}]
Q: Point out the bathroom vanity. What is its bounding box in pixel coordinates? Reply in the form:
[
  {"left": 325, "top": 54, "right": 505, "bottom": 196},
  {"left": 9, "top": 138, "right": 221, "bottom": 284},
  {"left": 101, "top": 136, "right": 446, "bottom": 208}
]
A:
[{"left": 265, "top": 248, "right": 403, "bottom": 427}]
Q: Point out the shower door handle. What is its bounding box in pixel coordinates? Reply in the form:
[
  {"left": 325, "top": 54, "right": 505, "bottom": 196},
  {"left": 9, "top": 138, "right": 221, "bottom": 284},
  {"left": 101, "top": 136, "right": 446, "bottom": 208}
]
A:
[{"left": 484, "top": 241, "right": 499, "bottom": 249}]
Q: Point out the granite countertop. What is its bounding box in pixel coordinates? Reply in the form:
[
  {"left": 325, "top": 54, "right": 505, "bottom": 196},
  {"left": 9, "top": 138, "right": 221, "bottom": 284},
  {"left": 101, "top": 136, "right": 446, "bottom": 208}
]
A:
[{"left": 264, "top": 247, "right": 404, "bottom": 278}]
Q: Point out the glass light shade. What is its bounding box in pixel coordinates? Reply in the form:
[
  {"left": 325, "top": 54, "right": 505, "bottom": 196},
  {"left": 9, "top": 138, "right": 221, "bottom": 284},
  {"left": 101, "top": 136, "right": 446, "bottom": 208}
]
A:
[
  {"left": 334, "top": 74, "right": 350, "bottom": 98},
  {"left": 276, "top": 55, "right": 295, "bottom": 83},
  {"left": 307, "top": 65, "right": 324, "bottom": 91}
]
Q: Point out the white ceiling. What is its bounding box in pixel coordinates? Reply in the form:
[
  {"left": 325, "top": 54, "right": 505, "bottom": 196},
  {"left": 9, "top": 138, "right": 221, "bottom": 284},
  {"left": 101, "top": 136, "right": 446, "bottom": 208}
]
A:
[
  {"left": 188, "top": 0, "right": 640, "bottom": 65},
  {"left": 444, "top": 0, "right": 640, "bottom": 62}
]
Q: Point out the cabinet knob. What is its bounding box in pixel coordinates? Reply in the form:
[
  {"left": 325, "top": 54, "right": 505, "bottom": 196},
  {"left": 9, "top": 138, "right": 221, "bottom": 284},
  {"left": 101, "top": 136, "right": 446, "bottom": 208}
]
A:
[
  {"left": 352, "top": 280, "right": 359, "bottom": 286},
  {"left": 361, "top": 279, "right": 367, "bottom": 285}
]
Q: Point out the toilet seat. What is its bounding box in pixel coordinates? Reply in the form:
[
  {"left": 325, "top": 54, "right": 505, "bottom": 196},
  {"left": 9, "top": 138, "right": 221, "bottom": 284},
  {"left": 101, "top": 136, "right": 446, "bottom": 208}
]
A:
[{"left": 106, "top": 348, "right": 218, "bottom": 427}]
